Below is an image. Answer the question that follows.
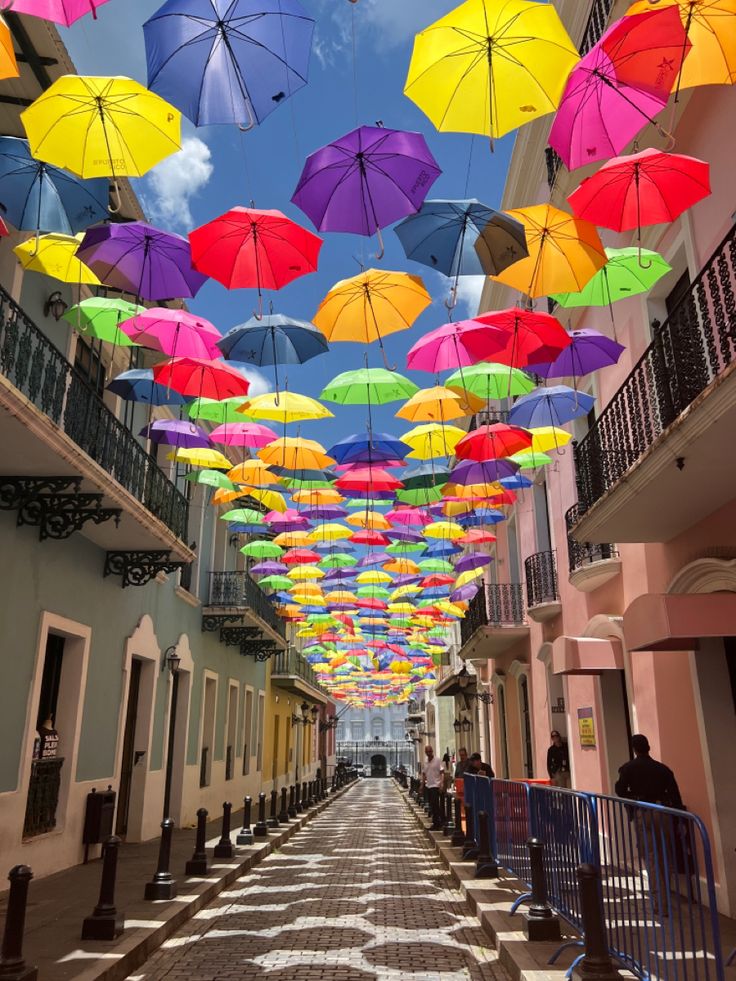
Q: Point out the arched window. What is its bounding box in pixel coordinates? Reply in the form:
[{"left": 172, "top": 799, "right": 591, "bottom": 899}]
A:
[
  {"left": 371, "top": 716, "right": 384, "bottom": 740},
  {"left": 519, "top": 675, "right": 534, "bottom": 778}
]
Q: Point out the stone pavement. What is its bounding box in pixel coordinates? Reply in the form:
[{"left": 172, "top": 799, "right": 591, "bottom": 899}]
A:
[{"left": 127, "top": 780, "right": 509, "bottom": 981}]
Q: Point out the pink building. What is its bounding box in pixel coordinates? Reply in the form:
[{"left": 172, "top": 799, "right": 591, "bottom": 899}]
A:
[{"left": 457, "top": 0, "right": 736, "bottom": 917}]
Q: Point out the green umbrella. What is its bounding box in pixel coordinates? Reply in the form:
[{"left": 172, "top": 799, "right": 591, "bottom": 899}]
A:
[
  {"left": 220, "top": 508, "right": 265, "bottom": 524},
  {"left": 386, "top": 541, "right": 427, "bottom": 555},
  {"left": 186, "top": 469, "right": 238, "bottom": 491},
  {"left": 240, "top": 540, "right": 284, "bottom": 559},
  {"left": 418, "top": 558, "right": 454, "bottom": 573},
  {"left": 321, "top": 367, "right": 419, "bottom": 405},
  {"left": 509, "top": 450, "right": 552, "bottom": 470},
  {"left": 188, "top": 396, "right": 252, "bottom": 424},
  {"left": 258, "top": 574, "right": 294, "bottom": 590},
  {"left": 396, "top": 485, "right": 444, "bottom": 506},
  {"left": 344, "top": 498, "right": 392, "bottom": 509},
  {"left": 551, "top": 247, "right": 671, "bottom": 308},
  {"left": 63, "top": 296, "right": 143, "bottom": 346},
  {"left": 445, "top": 362, "right": 535, "bottom": 400},
  {"left": 318, "top": 553, "right": 354, "bottom": 568},
  {"left": 280, "top": 474, "right": 336, "bottom": 489},
  {"left": 356, "top": 586, "right": 391, "bottom": 599}
]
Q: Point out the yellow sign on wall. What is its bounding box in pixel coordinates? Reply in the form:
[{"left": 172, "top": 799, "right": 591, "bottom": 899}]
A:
[{"left": 577, "top": 706, "right": 596, "bottom": 748}]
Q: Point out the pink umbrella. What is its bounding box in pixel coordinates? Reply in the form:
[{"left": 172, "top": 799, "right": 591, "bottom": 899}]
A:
[
  {"left": 120, "top": 308, "right": 221, "bottom": 360},
  {"left": 210, "top": 423, "right": 277, "bottom": 448},
  {"left": 386, "top": 508, "right": 431, "bottom": 526},
  {"left": 3, "top": 0, "right": 112, "bottom": 26},
  {"left": 406, "top": 319, "right": 506, "bottom": 373}
]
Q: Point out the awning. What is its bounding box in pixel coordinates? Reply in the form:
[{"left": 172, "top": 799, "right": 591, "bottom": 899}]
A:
[
  {"left": 624, "top": 593, "right": 736, "bottom": 652},
  {"left": 435, "top": 669, "right": 478, "bottom": 698},
  {"left": 551, "top": 635, "right": 623, "bottom": 675}
]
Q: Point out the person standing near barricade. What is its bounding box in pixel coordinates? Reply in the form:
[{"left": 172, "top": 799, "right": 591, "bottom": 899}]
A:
[
  {"left": 421, "top": 745, "right": 445, "bottom": 831},
  {"left": 615, "top": 734, "right": 684, "bottom": 915},
  {"left": 468, "top": 752, "right": 494, "bottom": 778},
  {"left": 547, "top": 730, "right": 571, "bottom": 788},
  {"left": 454, "top": 747, "right": 469, "bottom": 782}
]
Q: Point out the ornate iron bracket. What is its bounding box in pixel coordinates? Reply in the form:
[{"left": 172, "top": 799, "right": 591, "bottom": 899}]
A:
[
  {"left": 104, "top": 550, "right": 187, "bottom": 588},
  {"left": 219, "top": 626, "right": 263, "bottom": 648},
  {"left": 0, "top": 476, "right": 121, "bottom": 540},
  {"left": 239, "top": 640, "right": 280, "bottom": 662},
  {"left": 201, "top": 613, "right": 245, "bottom": 633}
]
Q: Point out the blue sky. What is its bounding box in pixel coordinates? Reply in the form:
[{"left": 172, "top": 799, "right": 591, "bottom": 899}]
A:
[{"left": 62, "top": 0, "right": 514, "bottom": 446}]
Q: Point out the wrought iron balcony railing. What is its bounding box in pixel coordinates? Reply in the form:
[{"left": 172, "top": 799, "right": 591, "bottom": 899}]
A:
[
  {"left": 460, "top": 582, "right": 527, "bottom": 646},
  {"left": 271, "top": 648, "right": 324, "bottom": 692},
  {"left": 524, "top": 550, "right": 560, "bottom": 608},
  {"left": 574, "top": 223, "right": 736, "bottom": 515},
  {"left": 23, "top": 757, "right": 63, "bottom": 837},
  {"left": 208, "top": 571, "right": 286, "bottom": 638},
  {"left": 565, "top": 504, "right": 619, "bottom": 574},
  {"left": 0, "top": 285, "right": 188, "bottom": 542}
]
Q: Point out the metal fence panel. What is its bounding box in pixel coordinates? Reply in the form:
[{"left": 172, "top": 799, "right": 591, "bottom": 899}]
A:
[{"left": 491, "top": 779, "right": 532, "bottom": 885}]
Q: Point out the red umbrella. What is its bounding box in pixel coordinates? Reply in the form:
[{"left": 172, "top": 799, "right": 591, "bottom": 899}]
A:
[
  {"left": 406, "top": 319, "right": 506, "bottom": 372},
  {"left": 421, "top": 574, "right": 456, "bottom": 587},
  {"left": 568, "top": 149, "right": 711, "bottom": 239},
  {"left": 459, "top": 529, "right": 497, "bottom": 545},
  {"left": 334, "top": 468, "right": 404, "bottom": 492},
  {"left": 282, "top": 548, "right": 322, "bottom": 565},
  {"left": 189, "top": 206, "right": 323, "bottom": 314},
  {"left": 470, "top": 309, "right": 571, "bottom": 370},
  {"left": 350, "top": 530, "right": 391, "bottom": 546},
  {"left": 152, "top": 357, "right": 250, "bottom": 399},
  {"left": 456, "top": 423, "right": 533, "bottom": 461},
  {"left": 356, "top": 598, "right": 388, "bottom": 610}
]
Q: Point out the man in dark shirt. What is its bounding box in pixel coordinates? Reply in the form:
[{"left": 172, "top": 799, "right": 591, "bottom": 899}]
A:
[
  {"left": 468, "top": 752, "right": 494, "bottom": 778},
  {"left": 547, "top": 731, "right": 571, "bottom": 788},
  {"left": 454, "top": 747, "right": 469, "bottom": 780},
  {"left": 615, "top": 734, "right": 683, "bottom": 808}
]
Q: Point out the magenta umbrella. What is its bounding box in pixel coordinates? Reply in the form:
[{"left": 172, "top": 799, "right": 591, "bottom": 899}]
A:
[
  {"left": 406, "top": 319, "right": 506, "bottom": 373},
  {"left": 2, "top": 0, "right": 112, "bottom": 26},
  {"left": 210, "top": 422, "right": 277, "bottom": 448},
  {"left": 120, "top": 308, "right": 221, "bottom": 360}
]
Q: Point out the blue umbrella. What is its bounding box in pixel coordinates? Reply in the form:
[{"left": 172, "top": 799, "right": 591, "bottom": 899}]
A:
[
  {"left": 107, "top": 368, "right": 188, "bottom": 405},
  {"left": 0, "top": 136, "right": 108, "bottom": 234},
  {"left": 328, "top": 431, "right": 410, "bottom": 466},
  {"left": 394, "top": 198, "right": 528, "bottom": 293},
  {"left": 508, "top": 385, "right": 595, "bottom": 428},
  {"left": 500, "top": 474, "right": 533, "bottom": 490},
  {"left": 144, "top": 0, "right": 315, "bottom": 129}
]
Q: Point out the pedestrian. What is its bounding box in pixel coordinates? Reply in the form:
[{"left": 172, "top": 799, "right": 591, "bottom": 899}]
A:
[
  {"left": 468, "top": 752, "right": 494, "bottom": 778},
  {"left": 615, "top": 734, "right": 684, "bottom": 916},
  {"left": 547, "top": 730, "right": 571, "bottom": 788},
  {"left": 421, "top": 745, "right": 445, "bottom": 831},
  {"left": 454, "top": 747, "right": 469, "bottom": 780}
]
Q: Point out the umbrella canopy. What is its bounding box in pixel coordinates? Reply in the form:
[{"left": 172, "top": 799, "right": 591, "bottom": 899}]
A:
[
  {"left": 140, "top": 419, "right": 210, "bottom": 448},
  {"left": 401, "top": 424, "right": 466, "bottom": 460},
  {"left": 242, "top": 391, "right": 333, "bottom": 422},
  {"left": 0, "top": 16, "right": 16, "bottom": 81},
  {"left": 217, "top": 315, "right": 328, "bottom": 384},
  {"left": 334, "top": 468, "right": 404, "bottom": 492},
  {"left": 551, "top": 247, "right": 671, "bottom": 308},
  {"left": 321, "top": 368, "right": 418, "bottom": 405},
  {"left": 189, "top": 396, "right": 251, "bottom": 423},
  {"left": 144, "top": 0, "right": 314, "bottom": 128},
  {"left": 445, "top": 362, "right": 536, "bottom": 400},
  {"left": 549, "top": 7, "right": 690, "bottom": 170},
  {"left": 508, "top": 386, "right": 596, "bottom": 428},
  {"left": 107, "top": 368, "right": 189, "bottom": 405},
  {"left": 328, "top": 431, "right": 410, "bottom": 465},
  {"left": 77, "top": 222, "right": 207, "bottom": 301},
  {"left": 449, "top": 459, "right": 519, "bottom": 484},
  {"left": 406, "top": 318, "right": 505, "bottom": 373},
  {"left": 120, "top": 308, "right": 221, "bottom": 359},
  {"left": 153, "top": 357, "right": 251, "bottom": 399},
  {"left": 394, "top": 198, "right": 527, "bottom": 279},
  {"left": 210, "top": 422, "right": 277, "bottom": 448},
  {"left": 21, "top": 75, "right": 181, "bottom": 179},
  {"left": 292, "top": 124, "right": 440, "bottom": 240},
  {"left": 0, "top": 136, "right": 108, "bottom": 234},
  {"left": 490, "top": 204, "right": 606, "bottom": 298},
  {"left": 396, "top": 385, "right": 484, "bottom": 422},
  {"left": 186, "top": 469, "right": 238, "bottom": 490},
  {"left": 463, "top": 308, "right": 571, "bottom": 370},
  {"left": 7, "top": 1, "right": 112, "bottom": 25},
  {"left": 14, "top": 232, "right": 100, "bottom": 284},
  {"left": 404, "top": 0, "right": 579, "bottom": 140},
  {"left": 259, "top": 437, "right": 335, "bottom": 471},
  {"left": 455, "top": 424, "right": 533, "bottom": 461},
  {"left": 529, "top": 329, "right": 625, "bottom": 379},
  {"left": 63, "top": 297, "right": 143, "bottom": 346}
]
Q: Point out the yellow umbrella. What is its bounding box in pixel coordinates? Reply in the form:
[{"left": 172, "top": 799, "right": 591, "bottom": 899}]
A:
[
  {"left": 240, "top": 391, "right": 333, "bottom": 423},
  {"left": 325, "top": 590, "right": 358, "bottom": 603},
  {"left": 456, "top": 568, "right": 486, "bottom": 588},
  {"left": 384, "top": 559, "right": 421, "bottom": 575},
  {"left": 258, "top": 437, "right": 335, "bottom": 471},
  {"left": 346, "top": 511, "right": 392, "bottom": 530},
  {"left": 388, "top": 601, "right": 415, "bottom": 614},
  {"left": 391, "top": 584, "right": 422, "bottom": 598},
  {"left": 171, "top": 447, "right": 232, "bottom": 469},
  {"left": 424, "top": 520, "right": 465, "bottom": 540},
  {"left": 492, "top": 205, "right": 606, "bottom": 298},
  {"left": 0, "top": 17, "right": 18, "bottom": 81},
  {"left": 396, "top": 385, "right": 484, "bottom": 422},
  {"left": 14, "top": 233, "right": 100, "bottom": 285},
  {"left": 22, "top": 75, "right": 181, "bottom": 180},
  {"left": 530, "top": 427, "right": 572, "bottom": 453},
  {"left": 228, "top": 460, "right": 281, "bottom": 486},
  {"left": 288, "top": 566, "right": 325, "bottom": 581},
  {"left": 402, "top": 423, "right": 466, "bottom": 459},
  {"left": 308, "top": 523, "right": 352, "bottom": 542},
  {"left": 291, "top": 488, "right": 344, "bottom": 505},
  {"left": 356, "top": 570, "right": 393, "bottom": 584},
  {"left": 405, "top": 0, "right": 579, "bottom": 141},
  {"left": 238, "top": 487, "right": 287, "bottom": 512},
  {"left": 314, "top": 269, "right": 431, "bottom": 365},
  {"left": 273, "top": 530, "right": 312, "bottom": 547}
]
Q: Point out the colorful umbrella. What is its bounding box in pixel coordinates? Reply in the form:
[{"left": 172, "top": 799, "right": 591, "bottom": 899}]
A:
[
  {"left": 401, "top": 424, "right": 466, "bottom": 460},
  {"left": 241, "top": 391, "right": 333, "bottom": 422},
  {"left": 0, "top": 16, "right": 17, "bottom": 80},
  {"left": 528, "top": 329, "right": 625, "bottom": 379},
  {"left": 550, "top": 247, "right": 671, "bottom": 309},
  {"left": 210, "top": 422, "right": 277, "bottom": 448},
  {"left": 76, "top": 222, "right": 206, "bottom": 301},
  {"left": 189, "top": 396, "right": 251, "bottom": 424},
  {"left": 449, "top": 459, "right": 519, "bottom": 484},
  {"left": 321, "top": 368, "right": 418, "bottom": 406},
  {"left": 63, "top": 297, "right": 143, "bottom": 346},
  {"left": 455, "top": 424, "right": 533, "bottom": 461},
  {"left": 508, "top": 386, "right": 595, "bottom": 428},
  {"left": 153, "top": 357, "right": 251, "bottom": 399},
  {"left": 445, "top": 362, "right": 536, "bottom": 400},
  {"left": 292, "top": 124, "right": 440, "bottom": 255},
  {"left": 172, "top": 447, "right": 232, "bottom": 469},
  {"left": 14, "top": 232, "right": 99, "bottom": 284},
  {"left": 217, "top": 314, "right": 328, "bottom": 393},
  {"left": 107, "top": 368, "right": 188, "bottom": 405},
  {"left": 120, "top": 308, "right": 221, "bottom": 359},
  {"left": 396, "top": 385, "right": 484, "bottom": 422},
  {"left": 144, "top": 0, "right": 314, "bottom": 128},
  {"left": 328, "top": 432, "right": 410, "bottom": 465},
  {"left": 140, "top": 419, "right": 210, "bottom": 448},
  {"left": 404, "top": 0, "right": 579, "bottom": 142},
  {"left": 259, "top": 437, "right": 334, "bottom": 471},
  {"left": 468, "top": 308, "right": 572, "bottom": 370},
  {"left": 334, "top": 468, "right": 404, "bottom": 492},
  {"left": 406, "top": 318, "right": 505, "bottom": 373},
  {"left": 186, "top": 469, "right": 238, "bottom": 491},
  {"left": 6, "top": 1, "right": 112, "bottom": 26}
]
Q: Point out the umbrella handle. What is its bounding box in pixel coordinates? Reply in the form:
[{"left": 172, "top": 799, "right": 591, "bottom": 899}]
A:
[
  {"left": 238, "top": 98, "right": 257, "bottom": 133},
  {"left": 373, "top": 226, "right": 385, "bottom": 261},
  {"left": 108, "top": 180, "right": 122, "bottom": 215},
  {"left": 444, "top": 287, "right": 458, "bottom": 314},
  {"left": 253, "top": 293, "right": 264, "bottom": 321}
]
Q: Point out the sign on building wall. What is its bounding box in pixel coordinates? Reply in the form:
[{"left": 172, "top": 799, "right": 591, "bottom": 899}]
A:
[{"left": 577, "top": 707, "right": 596, "bottom": 748}]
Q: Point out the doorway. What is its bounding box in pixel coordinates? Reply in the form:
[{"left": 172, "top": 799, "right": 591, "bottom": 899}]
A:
[
  {"left": 272, "top": 714, "right": 280, "bottom": 783},
  {"left": 600, "top": 669, "right": 633, "bottom": 793},
  {"left": 519, "top": 675, "right": 534, "bottom": 778},
  {"left": 370, "top": 754, "right": 387, "bottom": 778},
  {"left": 116, "top": 658, "right": 142, "bottom": 836},
  {"left": 497, "top": 685, "right": 510, "bottom": 778}
]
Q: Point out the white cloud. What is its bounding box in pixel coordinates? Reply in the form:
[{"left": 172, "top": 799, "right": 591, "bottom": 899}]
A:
[
  {"left": 454, "top": 276, "right": 486, "bottom": 318},
  {"left": 144, "top": 137, "right": 214, "bottom": 231},
  {"left": 231, "top": 365, "right": 271, "bottom": 397},
  {"left": 358, "top": 0, "right": 455, "bottom": 47}
]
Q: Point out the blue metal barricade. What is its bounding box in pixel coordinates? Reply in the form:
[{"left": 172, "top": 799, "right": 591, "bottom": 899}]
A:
[
  {"left": 463, "top": 772, "right": 478, "bottom": 844},
  {"left": 491, "top": 779, "right": 532, "bottom": 885},
  {"left": 474, "top": 775, "right": 494, "bottom": 854}
]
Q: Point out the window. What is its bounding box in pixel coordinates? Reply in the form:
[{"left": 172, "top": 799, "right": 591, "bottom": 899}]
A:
[
  {"left": 533, "top": 480, "right": 552, "bottom": 554},
  {"left": 665, "top": 270, "right": 691, "bottom": 320},
  {"left": 336, "top": 723, "right": 346, "bottom": 740},
  {"left": 37, "top": 634, "right": 64, "bottom": 731},
  {"left": 242, "top": 688, "right": 253, "bottom": 776},
  {"left": 74, "top": 337, "right": 105, "bottom": 396},
  {"left": 256, "top": 692, "right": 265, "bottom": 772},
  {"left": 392, "top": 722, "right": 404, "bottom": 740},
  {"left": 225, "top": 684, "right": 237, "bottom": 781},
  {"left": 200, "top": 676, "right": 217, "bottom": 788},
  {"left": 371, "top": 717, "right": 384, "bottom": 740},
  {"left": 351, "top": 723, "right": 364, "bottom": 741}
]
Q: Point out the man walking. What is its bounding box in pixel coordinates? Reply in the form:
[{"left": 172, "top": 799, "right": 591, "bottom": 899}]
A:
[
  {"left": 615, "top": 734, "right": 683, "bottom": 808},
  {"left": 421, "top": 745, "right": 445, "bottom": 831},
  {"left": 547, "top": 730, "right": 571, "bottom": 788}
]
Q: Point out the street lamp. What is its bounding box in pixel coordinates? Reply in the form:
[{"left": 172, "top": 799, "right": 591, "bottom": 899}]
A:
[
  {"left": 161, "top": 645, "right": 181, "bottom": 674},
  {"left": 161, "top": 646, "right": 181, "bottom": 821},
  {"left": 458, "top": 665, "right": 494, "bottom": 704}
]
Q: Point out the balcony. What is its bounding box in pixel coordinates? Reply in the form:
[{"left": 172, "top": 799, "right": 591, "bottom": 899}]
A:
[
  {"left": 203, "top": 571, "right": 287, "bottom": 655},
  {"left": 565, "top": 504, "right": 621, "bottom": 593},
  {"left": 458, "top": 582, "right": 529, "bottom": 660},
  {"left": 571, "top": 224, "right": 736, "bottom": 545},
  {"left": 0, "top": 284, "right": 192, "bottom": 565},
  {"left": 270, "top": 648, "right": 328, "bottom": 703},
  {"left": 524, "top": 551, "right": 561, "bottom": 623}
]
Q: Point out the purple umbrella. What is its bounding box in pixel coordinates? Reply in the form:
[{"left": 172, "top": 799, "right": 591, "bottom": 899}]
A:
[
  {"left": 139, "top": 419, "right": 210, "bottom": 448},
  {"left": 250, "top": 561, "right": 289, "bottom": 576},
  {"left": 451, "top": 584, "right": 480, "bottom": 603},
  {"left": 527, "top": 329, "right": 625, "bottom": 379},
  {"left": 454, "top": 553, "right": 493, "bottom": 574},
  {"left": 356, "top": 552, "right": 391, "bottom": 568},
  {"left": 302, "top": 505, "right": 349, "bottom": 520},
  {"left": 387, "top": 529, "right": 423, "bottom": 543},
  {"left": 450, "top": 460, "right": 519, "bottom": 484},
  {"left": 291, "top": 125, "right": 441, "bottom": 257},
  {"left": 77, "top": 221, "right": 207, "bottom": 301}
]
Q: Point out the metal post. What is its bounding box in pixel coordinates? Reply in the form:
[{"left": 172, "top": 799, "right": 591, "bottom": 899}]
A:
[
  {"left": 267, "top": 789, "right": 279, "bottom": 828},
  {"left": 521, "top": 838, "right": 560, "bottom": 940},
  {"left": 253, "top": 792, "right": 268, "bottom": 838},
  {"left": 236, "top": 797, "right": 253, "bottom": 846},
  {"left": 475, "top": 810, "right": 499, "bottom": 880},
  {"left": 451, "top": 798, "right": 465, "bottom": 847},
  {"left": 443, "top": 793, "right": 455, "bottom": 837},
  {"left": 295, "top": 782, "right": 303, "bottom": 813},
  {"left": 287, "top": 785, "right": 297, "bottom": 818},
  {"left": 213, "top": 802, "right": 234, "bottom": 859},
  {"left": 278, "top": 787, "right": 290, "bottom": 824},
  {"left": 301, "top": 781, "right": 308, "bottom": 808},
  {"left": 571, "top": 864, "right": 622, "bottom": 981},
  {"left": 308, "top": 780, "right": 316, "bottom": 806},
  {"left": 81, "top": 836, "right": 124, "bottom": 940},
  {"left": 185, "top": 808, "right": 209, "bottom": 875},
  {"left": 0, "top": 866, "right": 37, "bottom": 981},
  {"left": 462, "top": 804, "right": 478, "bottom": 859},
  {"left": 144, "top": 819, "right": 177, "bottom": 900},
  {"left": 162, "top": 670, "right": 179, "bottom": 821}
]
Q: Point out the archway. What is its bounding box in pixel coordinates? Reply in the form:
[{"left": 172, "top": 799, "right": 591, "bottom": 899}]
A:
[{"left": 370, "top": 754, "right": 387, "bottom": 778}]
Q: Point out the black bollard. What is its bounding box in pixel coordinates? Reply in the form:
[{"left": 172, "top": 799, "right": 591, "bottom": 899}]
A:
[
  {"left": 462, "top": 804, "right": 478, "bottom": 859},
  {"left": 213, "top": 802, "right": 234, "bottom": 859},
  {"left": 236, "top": 797, "right": 253, "bottom": 846},
  {"left": 253, "top": 792, "right": 269, "bottom": 838},
  {"left": 144, "top": 819, "right": 177, "bottom": 900},
  {"left": 278, "top": 787, "right": 290, "bottom": 823},
  {"left": 572, "top": 864, "right": 622, "bottom": 981},
  {"left": 301, "top": 781, "right": 308, "bottom": 808},
  {"left": 288, "top": 785, "right": 297, "bottom": 818},
  {"left": 521, "top": 838, "right": 560, "bottom": 940},
  {"left": 475, "top": 810, "right": 499, "bottom": 879},
  {"left": 331, "top": 773, "right": 337, "bottom": 792},
  {"left": 0, "top": 866, "right": 37, "bottom": 981},
  {"left": 81, "top": 836, "right": 124, "bottom": 940},
  {"left": 443, "top": 793, "right": 455, "bottom": 837},
  {"left": 267, "top": 789, "right": 280, "bottom": 828},
  {"left": 451, "top": 797, "right": 466, "bottom": 847},
  {"left": 308, "top": 780, "right": 316, "bottom": 806},
  {"left": 295, "top": 781, "right": 303, "bottom": 813},
  {"left": 185, "top": 808, "right": 209, "bottom": 875}
]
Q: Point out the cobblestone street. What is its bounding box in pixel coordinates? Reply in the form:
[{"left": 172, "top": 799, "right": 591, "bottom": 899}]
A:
[{"left": 129, "top": 781, "right": 507, "bottom": 981}]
